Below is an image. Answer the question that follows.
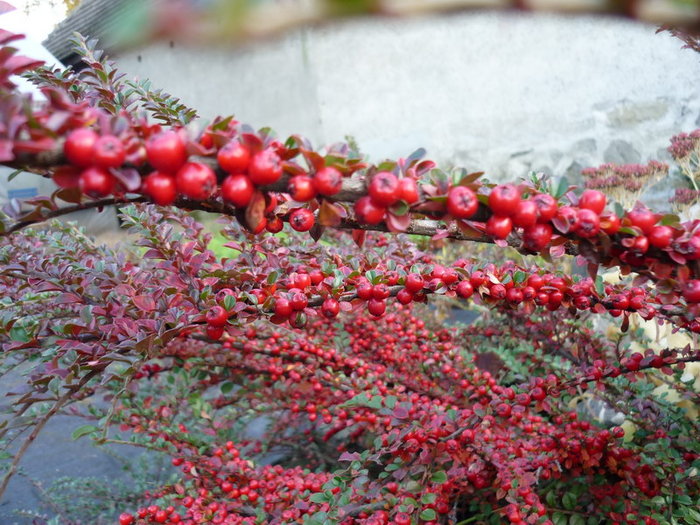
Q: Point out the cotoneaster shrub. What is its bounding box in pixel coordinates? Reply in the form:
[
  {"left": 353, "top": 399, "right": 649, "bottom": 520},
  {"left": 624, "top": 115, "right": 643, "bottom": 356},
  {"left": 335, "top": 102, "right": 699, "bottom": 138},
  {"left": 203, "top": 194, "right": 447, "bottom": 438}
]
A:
[{"left": 0, "top": 28, "right": 698, "bottom": 525}]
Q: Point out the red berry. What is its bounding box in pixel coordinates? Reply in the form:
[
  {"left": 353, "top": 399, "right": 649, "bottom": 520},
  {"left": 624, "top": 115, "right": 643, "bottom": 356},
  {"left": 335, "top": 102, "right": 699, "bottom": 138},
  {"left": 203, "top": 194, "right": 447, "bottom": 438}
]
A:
[
  {"left": 143, "top": 171, "right": 177, "bottom": 205},
  {"left": 289, "top": 175, "right": 317, "bottom": 202},
  {"left": 512, "top": 199, "right": 538, "bottom": 228},
  {"left": 206, "top": 305, "right": 228, "bottom": 327},
  {"left": 368, "top": 171, "right": 400, "bottom": 207},
  {"left": 222, "top": 174, "right": 254, "bottom": 207},
  {"left": 176, "top": 162, "right": 217, "bottom": 200},
  {"left": 355, "top": 196, "right": 385, "bottom": 224},
  {"left": 249, "top": 148, "right": 283, "bottom": 185},
  {"left": 79, "top": 167, "right": 115, "bottom": 197},
  {"left": 470, "top": 271, "right": 487, "bottom": 288},
  {"left": 314, "top": 166, "right": 343, "bottom": 196},
  {"left": 119, "top": 513, "right": 135, "bottom": 525},
  {"left": 648, "top": 225, "right": 674, "bottom": 249},
  {"left": 92, "top": 135, "right": 125, "bottom": 168},
  {"left": 456, "top": 281, "right": 474, "bottom": 299},
  {"left": 441, "top": 268, "right": 458, "bottom": 285},
  {"left": 532, "top": 193, "right": 558, "bottom": 223},
  {"left": 206, "top": 324, "right": 224, "bottom": 340},
  {"left": 290, "top": 292, "right": 308, "bottom": 310},
  {"left": 554, "top": 206, "right": 580, "bottom": 233},
  {"left": 489, "top": 184, "right": 521, "bottom": 217},
  {"left": 608, "top": 294, "right": 630, "bottom": 310},
  {"left": 372, "top": 283, "right": 390, "bottom": 300},
  {"left": 485, "top": 215, "right": 513, "bottom": 239},
  {"left": 146, "top": 130, "right": 188, "bottom": 174},
  {"left": 489, "top": 283, "right": 507, "bottom": 300},
  {"left": 506, "top": 287, "right": 523, "bottom": 304},
  {"left": 579, "top": 189, "right": 606, "bottom": 214},
  {"left": 446, "top": 186, "right": 479, "bottom": 219},
  {"left": 321, "top": 298, "right": 340, "bottom": 318},
  {"left": 531, "top": 386, "right": 546, "bottom": 401},
  {"left": 574, "top": 295, "right": 591, "bottom": 309},
  {"left": 682, "top": 280, "right": 700, "bottom": 303},
  {"left": 631, "top": 235, "right": 649, "bottom": 254},
  {"left": 290, "top": 208, "right": 315, "bottom": 232},
  {"left": 405, "top": 273, "right": 424, "bottom": 293},
  {"left": 266, "top": 216, "right": 284, "bottom": 233},
  {"left": 367, "top": 298, "right": 386, "bottom": 317},
  {"left": 217, "top": 140, "right": 251, "bottom": 174},
  {"left": 523, "top": 223, "right": 553, "bottom": 252},
  {"left": 357, "top": 281, "right": 373, "bottom": 300},
  {"left": 154, "top": 510, "right": 168, "bottom": 523},
  {"left": 396, "top": 289, "right": 413, "bottom": 304},
  {"left": 627, "top": 208, "right": 657, "bottom": 234},
  {"left": 600, "top": 212, "right": 621, "bottom": 235},
  {"left": 274, "top": 297, "right": 292, "bottom": 317},
  {"left": 575, "top": 208, "right": 600, "bottom": 238},
  {"left": 290, "top": 272, "right": 312, "bottom": 289},
  {"left": 395, "top": 513, "right": 411, "bottom": 525},
  {"left": 398, "top": 177, "right": 419, "bottom": 204},
  {"left": 64, "top": 128, "right": 98, "bottom": 167}
]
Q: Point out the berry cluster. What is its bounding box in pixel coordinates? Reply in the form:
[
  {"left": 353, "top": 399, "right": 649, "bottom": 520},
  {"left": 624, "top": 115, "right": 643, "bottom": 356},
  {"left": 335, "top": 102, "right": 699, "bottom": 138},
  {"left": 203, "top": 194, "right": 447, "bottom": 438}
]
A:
[
  {"left": 50, "top": 125, "right": 700, "bottom": 283},
  {"left": 114, "top": 305, "right": 698, "bottom": 524},
  {"left": 201, "top": 256, "right": 700, "bottom": 337}
]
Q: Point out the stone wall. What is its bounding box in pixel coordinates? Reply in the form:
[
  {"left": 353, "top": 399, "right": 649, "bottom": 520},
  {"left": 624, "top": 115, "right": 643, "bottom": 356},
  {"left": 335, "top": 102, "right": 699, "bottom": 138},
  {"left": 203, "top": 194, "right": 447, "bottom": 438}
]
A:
[{"left": 113, "top": 11, "right": 700, "bottom": 213}]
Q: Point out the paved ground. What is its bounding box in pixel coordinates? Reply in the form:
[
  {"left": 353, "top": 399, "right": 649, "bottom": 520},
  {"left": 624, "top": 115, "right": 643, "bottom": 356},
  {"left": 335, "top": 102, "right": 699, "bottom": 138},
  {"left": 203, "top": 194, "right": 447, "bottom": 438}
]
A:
[{"left": 0, "top": 414, "right": 148, "bottom": 524}]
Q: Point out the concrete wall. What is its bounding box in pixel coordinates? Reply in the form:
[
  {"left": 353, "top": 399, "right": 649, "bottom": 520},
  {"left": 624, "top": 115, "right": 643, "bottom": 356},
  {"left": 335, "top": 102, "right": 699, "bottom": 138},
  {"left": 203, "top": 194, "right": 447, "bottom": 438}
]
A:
[{"left": 115, "top": 11, "right": 700, "bottom": 212}]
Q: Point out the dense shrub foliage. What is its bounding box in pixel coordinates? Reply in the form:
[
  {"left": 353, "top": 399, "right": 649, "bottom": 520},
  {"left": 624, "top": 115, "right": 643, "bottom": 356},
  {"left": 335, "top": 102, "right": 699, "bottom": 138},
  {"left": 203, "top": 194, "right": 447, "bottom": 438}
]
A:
[{"left": 0, "top": 28, "right": 699, "bottom": 525}]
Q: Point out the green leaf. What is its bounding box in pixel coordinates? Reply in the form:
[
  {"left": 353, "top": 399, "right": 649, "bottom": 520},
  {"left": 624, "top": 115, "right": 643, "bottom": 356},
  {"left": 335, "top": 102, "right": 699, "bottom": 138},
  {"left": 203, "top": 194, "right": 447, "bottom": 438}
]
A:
[
  {"left": 384, "top": 395, "right": 397, "bottom": 409},
  {"left": 7, "top": 169, "right": 21, "bottom": 182},
  {"left": 594, "top": 275, "right": 605, "bottom": 296},
  {"left": 675, "top": 494, "right": 692, "bottom": 505},
  {"left": 513, "top": 270, "right": 527, "bottom": 284},
  {"left": 419, "top": 509, "right": 436, "bottom": 521},
  {"left": 309, "top": 492, "right": 327, "bottom": 504},
  {"left": 614, "top": 202, "right": 624, "bottom": 217},
  {"left": 430, "top": 471, "right": 448, "bottom": 484},
  {"left": 660, "top": 214, "right": 681, "bottom": 226},
  {"left": 552, "top": 513, "right": 568, "bottom": 525},
  {"left": 562, "top": 492, "right": 577, "bottom": 510},
  {"left": 223, "top": 294, "right": 236, "bottom": 311},
  {"left": 340, "top": 392, "right": 369, "bottom": 408},
  {"left": 554, "top": 177, "right": 569, "bottom": 198},
  {"left": 421, "top": 492, "right": 437, "bottom": 504},
  {"left": 221, "top": 382, "right": 234, "bottom": 394},
  {"left": 569, "top": 515, "right": 585, "bottom": 525},
  {"left": 618, "top": 226, "right": 639, "bottom": 236},
  {"left": 71, "top": 424, "right": 98, "bottom": 440}
]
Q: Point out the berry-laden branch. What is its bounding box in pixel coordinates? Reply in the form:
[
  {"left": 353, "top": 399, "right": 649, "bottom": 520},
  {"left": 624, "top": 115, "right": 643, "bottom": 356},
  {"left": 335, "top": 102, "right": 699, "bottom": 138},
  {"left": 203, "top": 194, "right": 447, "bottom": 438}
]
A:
[
  {"left": 2, "top": 32, "right": 700, "bottom": 301},
  {"left": 111, "top": 305, "right": 700, "bottom": 525}
]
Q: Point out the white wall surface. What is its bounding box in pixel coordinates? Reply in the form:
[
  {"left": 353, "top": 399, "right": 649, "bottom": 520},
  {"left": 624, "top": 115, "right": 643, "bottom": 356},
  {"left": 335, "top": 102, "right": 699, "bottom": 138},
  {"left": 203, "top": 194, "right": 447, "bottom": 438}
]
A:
[{"left": 115, "top": 11, "right": 700, "bottom": 209}]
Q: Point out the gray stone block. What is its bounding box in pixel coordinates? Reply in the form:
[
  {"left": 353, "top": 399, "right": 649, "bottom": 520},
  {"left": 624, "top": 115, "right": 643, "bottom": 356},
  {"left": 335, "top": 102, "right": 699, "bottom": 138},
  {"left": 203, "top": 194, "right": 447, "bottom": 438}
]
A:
[
  {"left": 604, "top": 140, "right": 641, "bottom": 165},
  {"left": 607, "top": 99, "right": 669, "bottom": 128}
]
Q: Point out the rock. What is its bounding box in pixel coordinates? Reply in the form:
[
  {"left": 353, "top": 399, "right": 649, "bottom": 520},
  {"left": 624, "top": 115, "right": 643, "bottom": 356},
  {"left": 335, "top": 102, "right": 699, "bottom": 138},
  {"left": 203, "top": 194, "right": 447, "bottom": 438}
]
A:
[
  {"left": 564, "top": 161, "right": 584, "bottom": 182},
  {"left": 572, "top": 138, "right": 596, "bottom": 155},
  {"left": 534, "top": 165, "right": 553, "bottom": 176},
  {"left": 656, "top": 147, "right": 672, "bottom": 162},
  {"left": 607, "top": 99, "right": 669, "bottom": 128},
  {"left": 604, "top": 140, "right": 641, "bottom": 165}
]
